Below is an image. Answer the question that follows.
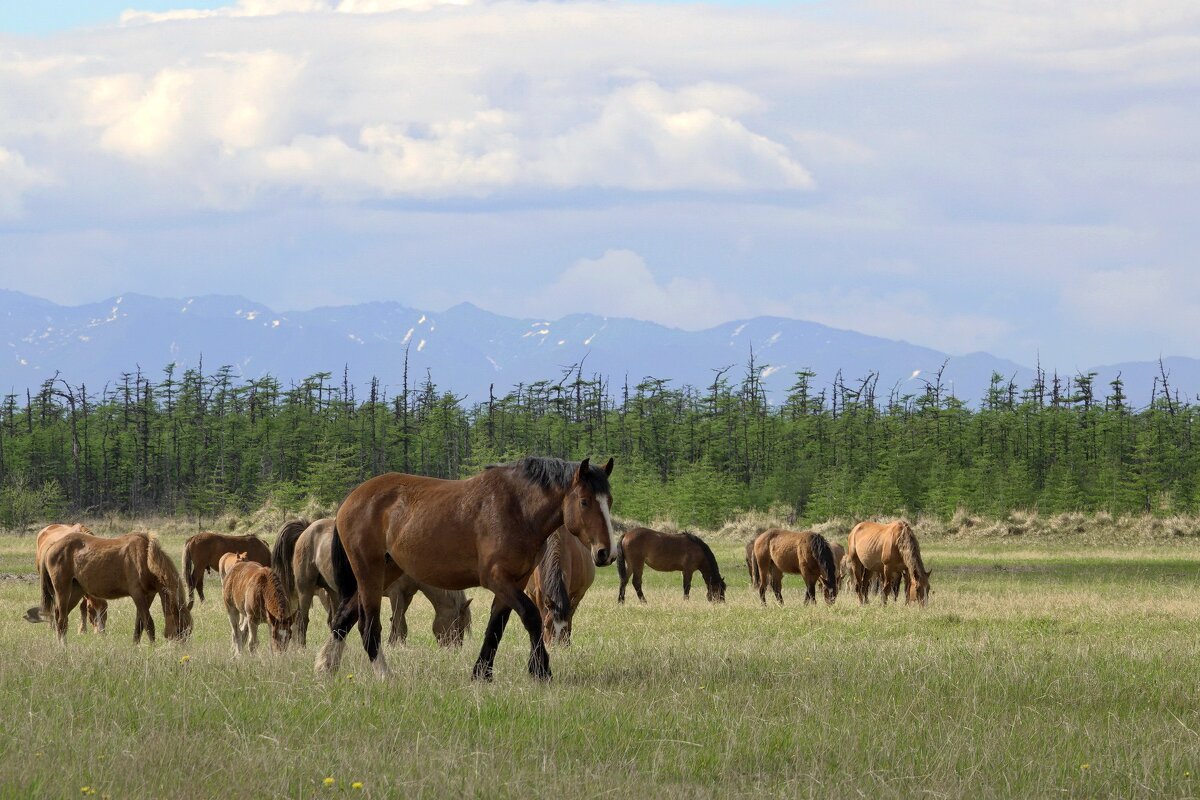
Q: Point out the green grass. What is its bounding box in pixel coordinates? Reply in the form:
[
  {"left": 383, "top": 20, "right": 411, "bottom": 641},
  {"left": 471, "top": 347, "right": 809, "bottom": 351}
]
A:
[{"left": 2, "top": 531, "right": 1199, "bottom": 798}]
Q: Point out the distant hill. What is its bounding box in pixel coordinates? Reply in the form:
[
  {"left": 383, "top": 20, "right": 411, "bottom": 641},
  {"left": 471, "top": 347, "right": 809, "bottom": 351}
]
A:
[{"left": 0, "top": 290, "right": 1191, "bottom": 406}]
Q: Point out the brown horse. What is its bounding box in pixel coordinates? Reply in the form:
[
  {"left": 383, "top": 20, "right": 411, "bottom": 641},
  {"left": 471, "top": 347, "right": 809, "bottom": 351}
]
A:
[
  {"left": 753, "top": 528, "right": 838, "bottom": 605},
  {"left": 290, "top": 517, "right": 472, "bottom": 649},
  {"left": 219, "top": 551, "right": 247, "bottom": 579},
  {"left": 526, "top": 527, "right": 596, "bottom": 645},
  {"left": 183, "top": 531, "right": 271, "bottom": 604},
  {"left": 829, "top": 540, "right": 847, "bottom": 589},
  {"left": 31, "top": 531, "right": 193, "bottom": 643},
  {"left": 745, "top": 539, "right": 760, "bottom": 590},
  {"left": 222, "top": 560, "right": 295, "bottom": 654},
  {"left": 23, "top": 523, "right": 108, "bottom": 633},
  {"left": 316, "top": 456, "right": 616, "bottom": 681},
  {"left": 616, "top": 527, "right": 726, "bottom": 604},
  {"left": 847, "top": 520, "right": 931, "bottom": 606}
]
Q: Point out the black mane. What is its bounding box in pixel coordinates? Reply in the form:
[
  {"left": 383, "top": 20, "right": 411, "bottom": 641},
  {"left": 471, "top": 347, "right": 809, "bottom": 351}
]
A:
[
  {"left": 680, "top": 531, "right": 722, "bottom": 585},
  {"left": 489, "top": 456, "right": 612, "bottom": 495}
]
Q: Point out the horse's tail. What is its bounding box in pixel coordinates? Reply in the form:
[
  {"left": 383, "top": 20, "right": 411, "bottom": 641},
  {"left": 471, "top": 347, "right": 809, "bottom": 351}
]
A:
[
  {"left": 38, "top": 561, "right": 55, "bottom": 620},
  {"left": 810, "top": 532, "right": 837, "bottom": 591},
  {"left": 895, "top": 521, "right": 925, "bottom": 577},
  {"left": 748, "top": 540, "right": 762, "bottom": 589},
  {"left": 271, "top": 519, "right": 307, "bottom": 599},
  {"left": 329, "top": 523, "right": 358, "bottom": 606},
  {"left": 182, "top": 539, "right": 196, "bottom": 605},
  {"left": 614, "top": 534, "right": 628, "bottom": 586}
]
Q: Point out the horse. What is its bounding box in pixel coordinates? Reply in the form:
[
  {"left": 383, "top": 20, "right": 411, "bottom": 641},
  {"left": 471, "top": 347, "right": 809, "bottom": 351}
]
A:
[
  {"left": 316, "top": 456, "right": 616, "bottom": 681},
  {"left": 526, "top": 527, "right": 596, "bottom": 646},
  {"left": 753, "top": 528, "right": 838, "bottom": 605},
  {"left": 616, "top": 527, "right": 726, "bottom": 604},
  {"left": 270, "top": 519, "right": 311, "bottom": 628},
  {"left": 745, "top": 539, "right": 760, "bottom": 590},
  {"left": 846, "top": 520, "right": 931, "bottom": 606},
  {"left": 292, "top": 517, "right": 472, "bottom": 649},
  {"left": 31, "top": 531, "right": 193, "bottom": 644},
  {"left": 222, "top": 560, "right": 295, "bottom": 654},
  {"left": 829, "top": 540, "right": 847, "bottom": 589},
  {"left": 23, "top": 523, "right": 108, "bottom": 633},
  {"left": 182, "top": 531, "right": 271, "bottom": 604},
  {"left": 218, "top": 551, "right": 247, "bottom": 579}
]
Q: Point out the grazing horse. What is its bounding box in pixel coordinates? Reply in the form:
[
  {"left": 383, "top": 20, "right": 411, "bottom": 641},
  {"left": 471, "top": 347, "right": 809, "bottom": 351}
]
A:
[
  {"left": 292, "top": 517, "right": 472, "bottom": 649},
  {"left": 829, "top": 541, "right": 848, "bottom": 589},
  {"left": 847, "top": 520, "right": 931, "bottom": 606},
  {"left": 222, "top": 560, "right": 294, "bottom": 654},
  {"left": 316, "top": 456, "right": 617, "bottom": 681},
  {"left": 616, "top": 527, "right": 726, "bottom": 604},
  {"left": 31, "top": 531, "right": 193, "bottom": 643},
  {"left": 270, "top": 519, "right": 311, "bottom": 632},
  {"left": 182, "top": 531, "right": 271, "bottom": 604},
  {"left": 23, "top": 524, "right": 108, "bottom": 633},
  {"left": 526, "top": 527, "right": 596, "bottom": 645},
  {"left": 745, "top": 539, "right": 760, "bottom": 590},
  {"left": 753, "top": 528, "right": 838, "bottom": 605}
]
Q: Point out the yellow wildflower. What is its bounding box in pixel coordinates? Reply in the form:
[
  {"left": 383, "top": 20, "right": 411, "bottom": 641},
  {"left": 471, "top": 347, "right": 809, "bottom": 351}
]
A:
[
  {"left": 179, "top": 655, "right": 191, "bottom": 664},
  {"left": 1080, "top": 764, "right": 1090, "bottom": 770},
  {"left": 324, "top": 777, "right": 335, "bottom": 787},
  {"left": 352, "top": 782, "right": 364, "bottom": 790}
]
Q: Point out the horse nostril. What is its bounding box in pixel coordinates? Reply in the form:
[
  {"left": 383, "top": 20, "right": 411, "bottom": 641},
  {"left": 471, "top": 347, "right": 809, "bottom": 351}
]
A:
[{"left": 595, "top": 548, "right": 608, "bottom": 566}]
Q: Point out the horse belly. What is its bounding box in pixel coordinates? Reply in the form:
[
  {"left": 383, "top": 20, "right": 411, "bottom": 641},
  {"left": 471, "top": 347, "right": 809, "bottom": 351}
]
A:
[{"left": 388, "top": 526, "right": 481, "bottom": 591}]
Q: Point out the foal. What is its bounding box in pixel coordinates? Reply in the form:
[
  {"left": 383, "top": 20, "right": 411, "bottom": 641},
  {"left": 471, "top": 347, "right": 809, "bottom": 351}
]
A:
[{"left": 223, "top": 561, "right": 295, "bottom": 654}]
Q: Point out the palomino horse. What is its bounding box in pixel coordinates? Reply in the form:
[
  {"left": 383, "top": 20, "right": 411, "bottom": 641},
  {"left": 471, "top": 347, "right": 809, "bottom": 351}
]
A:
[
  {"left": 316, "top": 456, "right": 616, "bottom": 681},
  {"left": 23, "top": 523, "right": 108, "bottom": 633},
  {"left": 616, "top": 527, "right": 726, "bottom": 604},
  {"left": 526, "top": 527, "right": 596, "bottom": 645},
  {"left": 288, "top": 517, "right": 473, "bottom": 649},
  {"left": 222, "top": 560, "right": 294, "bottom": 654},
  {"left": 753, "top": 529, "right": 838, "bottom": 605},
  {"left": 31, "top": 531, "right": 193, "bottom": 643},
  {"left": 183, "top": 531, "right": 271, "bottom": 603},
  {"left": 846, "top": 520, "right": 931, "bottom": 606}
]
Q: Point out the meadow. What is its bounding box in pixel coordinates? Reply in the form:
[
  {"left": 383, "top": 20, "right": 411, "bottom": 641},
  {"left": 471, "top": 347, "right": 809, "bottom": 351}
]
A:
[{"left": 2, "top": 524, "right": 1200, "bottom": 799}]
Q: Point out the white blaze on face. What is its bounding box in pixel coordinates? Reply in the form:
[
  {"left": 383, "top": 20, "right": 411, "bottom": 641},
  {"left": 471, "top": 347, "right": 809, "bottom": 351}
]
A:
[{"left": 597, "top": 492, "right": 616, "bottom": 558}]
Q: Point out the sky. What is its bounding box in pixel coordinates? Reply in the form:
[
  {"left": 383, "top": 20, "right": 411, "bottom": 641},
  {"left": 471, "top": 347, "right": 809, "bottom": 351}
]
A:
[{"left": 0, "top": 0, "right": 1198, "bottom": 370}]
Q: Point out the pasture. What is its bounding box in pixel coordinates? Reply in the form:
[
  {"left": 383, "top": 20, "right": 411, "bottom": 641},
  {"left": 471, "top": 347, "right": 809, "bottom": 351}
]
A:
[{"left": 1, "top": 529, "right": 1199, "bottom": 798}]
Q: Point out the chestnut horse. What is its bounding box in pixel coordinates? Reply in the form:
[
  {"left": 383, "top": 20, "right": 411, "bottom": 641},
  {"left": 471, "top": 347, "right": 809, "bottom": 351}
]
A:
[
  {"left": 31, "top": 531, "right": 193, "bottom": 643},
  {"left": 526, "top": 527, "right": 596, "bottom": 645},
  {"left": 847, "top": 520, "right": 931, "bottom": 606},
  {"left": 288, "top": 517, "right": 472, "bottom": 649},
  {"left": 222, "top": 560, "right": 294, "bottom": 654},
  {"left": 753, "top": 528, "right": 838, "bottom": 605},
  {"left": 23, "top": 524, "right": 108, "bottom": 633},
  {"left": 183, "top": 531, "right": 271, "bottom": 603},
  {"left": 829, "top": 540, "right": 848, "bottom": 589},
  {"left": 316, "top": 456, "right": 616, "bottom": 681},
  {"left": 616, "top": 527, "right": 726, "bottom": 604},
  {"left": 219, "top": 551, "right": 247, "bottom": 579},
  {"left": 745, "top": 539, "right": 760, "bottom": 590}
]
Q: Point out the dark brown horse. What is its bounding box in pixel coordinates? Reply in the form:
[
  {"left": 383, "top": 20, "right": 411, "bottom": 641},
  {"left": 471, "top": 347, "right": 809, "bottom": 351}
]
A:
[
  {"left": 23, "top": 524, "right": 108, "bottom": 633},
  {"left": 753, "top": 528, "right": 838, "bottom": 605},
  {"left": 526, "top": 527, "right": 596, "bottom": 646},
  {"left": 31, "top": 531, "right": 193, "bottom": 643},
  {"left": 616, "top": 527, "right": 726, "bottom": 603},
  {"left": 270, "top": 519, "right": 311, "bottom": 628},
  {"left": 316, "top": 456, "right": 616, "bottom": 681},
  {"left": 183, "top": 531, "right": 271, "bottom": 603}
]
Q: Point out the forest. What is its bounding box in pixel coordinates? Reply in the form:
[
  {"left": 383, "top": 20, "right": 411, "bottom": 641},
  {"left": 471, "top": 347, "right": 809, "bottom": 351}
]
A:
[{"left": 0, "top": 355, "right": 1196, "bottom": 529}]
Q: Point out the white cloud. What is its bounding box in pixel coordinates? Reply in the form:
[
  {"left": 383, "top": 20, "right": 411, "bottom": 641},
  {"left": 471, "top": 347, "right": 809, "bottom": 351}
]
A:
[{"left": 0, "top": 146, "right": 49, "bottom": 217}]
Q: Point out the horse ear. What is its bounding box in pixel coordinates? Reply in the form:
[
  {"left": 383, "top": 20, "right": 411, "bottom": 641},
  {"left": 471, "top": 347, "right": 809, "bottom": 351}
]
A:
[
  {"left": 603, "top": 457, "right": 614, "bottom": 476},
  {"left": 575, "top": 458, "right": 590, "bottom": 482},
  {"left": 463, "top": 598, "right": 473, "bottom": 609},
  {"left": 186, "top": 600, "right": 194, "bottom": 611}
]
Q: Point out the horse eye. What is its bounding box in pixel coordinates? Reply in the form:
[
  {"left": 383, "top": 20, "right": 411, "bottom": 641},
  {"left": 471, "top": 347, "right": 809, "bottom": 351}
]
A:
[{"left": 581, "top": 499, "right": 589, "bottom": 507}]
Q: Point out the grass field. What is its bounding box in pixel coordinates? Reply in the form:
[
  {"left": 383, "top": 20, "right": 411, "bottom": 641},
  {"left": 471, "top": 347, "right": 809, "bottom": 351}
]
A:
[{"left": 2, "top": 528, "right": 1200, "bottom": 799}]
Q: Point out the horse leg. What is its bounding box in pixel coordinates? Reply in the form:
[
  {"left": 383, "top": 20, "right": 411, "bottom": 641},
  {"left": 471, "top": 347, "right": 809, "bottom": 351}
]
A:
[
  {"left": 682, "top": 570, "right": 693, "bottom": 600},
  {"left": 387, "top": 582, "right": 415, "bottom": 647},
  {"left": 228, "top": 609, "right": 243, "bottom": 655},
  {"left": 804, "top": 575, "right": 817, "bottom": 605},
  {"left": 54, "top": 582, "right": 84, "bottom": 644},
  {"left": 617, "top": 561, "right": 629, "bottom": 604},
  {"left": 193, "top": 567, "right": 205, "bottom": 603},
  {"left": 316, "top": 594, "right": 360, "bottom": 675},
  {"left": 296, "top": 589, "right": 314, "bottom": 648},
  {"left": 477, "top": 578, "right": 551, "bottom": 682},
  {"left": 632, "top": 564, "right": 647, "bottom": 604},
  {"left": 880, "top": 568, "right": 891, "bottom": 606}
]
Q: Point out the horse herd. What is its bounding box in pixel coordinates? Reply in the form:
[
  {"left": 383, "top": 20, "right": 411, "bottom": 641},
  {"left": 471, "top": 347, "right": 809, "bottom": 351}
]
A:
[{"left": 21, "top": 456, "right": 932, "bottom": 681}]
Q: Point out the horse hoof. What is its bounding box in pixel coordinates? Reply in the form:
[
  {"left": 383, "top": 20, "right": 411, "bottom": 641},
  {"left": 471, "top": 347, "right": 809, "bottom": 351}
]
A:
[{"left": 472, "top": 663, "right": 495, "bottom": 682}]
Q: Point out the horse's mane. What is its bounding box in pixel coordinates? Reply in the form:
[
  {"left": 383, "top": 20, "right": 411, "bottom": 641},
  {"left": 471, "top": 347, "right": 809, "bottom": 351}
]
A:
[
  {"left": 141, "top": 532, "right": 186, "bottom": 608},
  {"left": 488, "top": 456, "right": 611, "bottom": 495},
  {"left": 680, "top": 531, "right": 721, "bottom": 584},
  {"left": 539, "top": 531, "right": 572, "bottom": 622},
  {"left": 895, "top": 521, "right": 927, "bottom": 577},
  {"left": 258, "top": 569, "right": 291, "bottom": 623},
  {"left": 809, "top": 532, "right": 837, "bottom": 589}
]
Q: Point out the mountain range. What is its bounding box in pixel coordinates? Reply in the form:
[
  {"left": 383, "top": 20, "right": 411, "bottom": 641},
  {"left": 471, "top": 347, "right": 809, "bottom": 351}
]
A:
[{"left": 1, "top": 290, "right": 1195, "bottom": 407}]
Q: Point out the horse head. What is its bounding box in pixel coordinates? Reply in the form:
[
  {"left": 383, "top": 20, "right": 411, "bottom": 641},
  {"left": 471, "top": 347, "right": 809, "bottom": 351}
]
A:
[
  {"left": 268, "top": 611, "right": 295, "bottom": 652},
  {"left": 166, "top": 597, "right": 195, "bottom": 641},
  {"left": 707, "top": 576, "right": 727, "bottom": 603},
  {"left": 908, "top": 569, "right": 932, "bottom": 607},
  {"left": 540, "top": 594, "right": 571, "bottom": 647},
  {"left": 433, "top": 597, "right": 472, "bottom": 647},
  {"left": 561, "top": 457, "right": 617, "bottom": 567}
]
